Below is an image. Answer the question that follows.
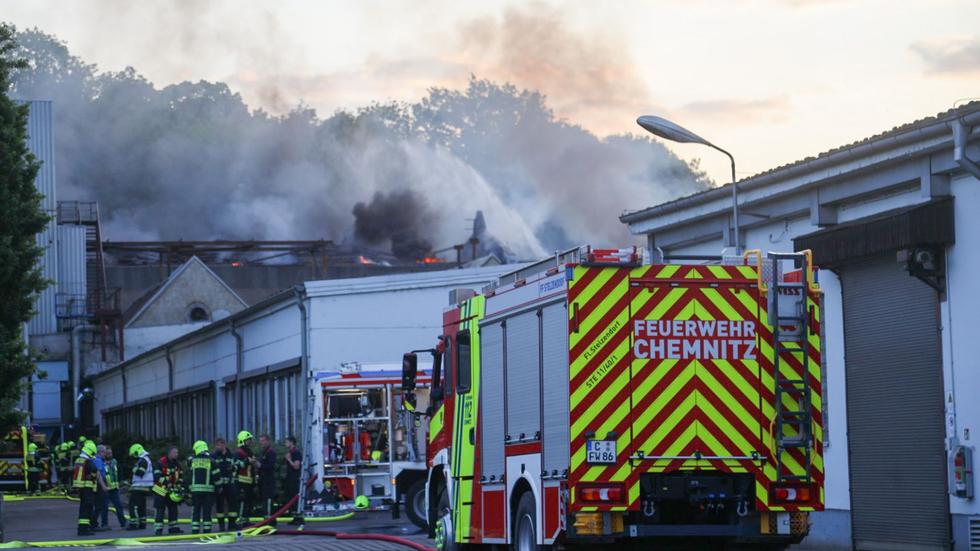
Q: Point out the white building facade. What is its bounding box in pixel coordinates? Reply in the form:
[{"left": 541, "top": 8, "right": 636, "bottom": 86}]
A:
[
  {"left": 621, "top": 103, "right": 980, "bottom": 551},
  {"left": 91, "top": 265, "right": 516, "bottom": 446}
]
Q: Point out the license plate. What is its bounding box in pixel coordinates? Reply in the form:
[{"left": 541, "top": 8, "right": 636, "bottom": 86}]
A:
[{"left": 586, "top": 440, "right": 617, "bottom": 464}]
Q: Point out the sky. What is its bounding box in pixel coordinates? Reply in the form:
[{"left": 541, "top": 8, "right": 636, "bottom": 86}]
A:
[{"left": 4, "top": 0, "right": 980, "bottom": 184}]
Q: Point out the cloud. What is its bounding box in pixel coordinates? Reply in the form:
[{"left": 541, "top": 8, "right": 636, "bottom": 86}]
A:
[
  {"left": 679, "top": 96, "right": 791, "bottom": 122},
  {"left": 911, "top": 37, "right": 980, "bottom": 75},
  {"left": 450, "top": 3, "right": 661, "bottom": 135}
]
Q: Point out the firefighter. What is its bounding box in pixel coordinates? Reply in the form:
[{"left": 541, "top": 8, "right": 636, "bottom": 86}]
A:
[
  {"left": 152, "top": 446, "right": 183, "bottom": 535},
  {"left": 54, "top": 442, "right": 68, "bottom": 490},
  {"left": 257, "top": 434, "right": 277, "bottom": 525},
  {"left": 235, "top": 430, "right": 257, "bottom": 525},
  {"left": 187, "top": 440, "right": 219, "bottom": 534},
  {"left": 72, "top": 440, "right": 99, "bottom": 536},
  {"left": 212, "top": 437, "right": 237, "bottom": 531},
  {"left": 26, "top": 442, "right": 41, "bottom": 494},
  {"left": 127, "top": 443, "right": 153, "bottom": 530},
  {"left": 61, "top": 441, "right": 75, "bottom": 491}
]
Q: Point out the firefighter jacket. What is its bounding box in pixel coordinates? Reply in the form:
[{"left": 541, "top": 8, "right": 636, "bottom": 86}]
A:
[
  {"left": 131, "top": 453, "right": 154, "bottom": 490},
  {"left": 152, "top": 456, "right": 182, "bottom": 497},
  {"left": 26, "top": 448, "right": 40, "bottom": 473},
  {"left": 72, "top": 453, "right": 98, "bottom": 490},
  {"left": 212, "top": 448, "right": 235, "bottom": 487},
  {"left": 104, "top": 458, "right": 120, "bottom": 490},
  {"left": 186, "top": 451, "right": 220, "bottom": 493},
  {"left": 235, "top": 446, "right": 256, "bottom": 485},
  {"left": 54, "top": 445, "right": 68, "bottom": 470}
]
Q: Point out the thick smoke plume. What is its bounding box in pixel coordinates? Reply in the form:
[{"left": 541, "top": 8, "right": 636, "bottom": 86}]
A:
[
  {"left": 353, "top": 191, "right": 434, "bottom": 260},
  {"left": 6, "top": 27, "right": 711, "bottom": 260}
]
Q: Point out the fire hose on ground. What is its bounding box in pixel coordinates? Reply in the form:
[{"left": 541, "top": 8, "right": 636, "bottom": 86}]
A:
[{"left": 0, "top": 475, "right": 434, "bottom": 550}]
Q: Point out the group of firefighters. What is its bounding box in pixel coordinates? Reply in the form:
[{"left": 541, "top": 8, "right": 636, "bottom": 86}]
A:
[{"left": 65, "top": 431, "right": 301, "bottom": 537}]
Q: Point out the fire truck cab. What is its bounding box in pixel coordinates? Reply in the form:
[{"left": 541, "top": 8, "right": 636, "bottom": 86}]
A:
[{"left": 402, "top": 246, "right": 825, "bottom": 550}]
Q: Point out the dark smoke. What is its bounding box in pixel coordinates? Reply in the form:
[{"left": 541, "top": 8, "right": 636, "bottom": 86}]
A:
[
  {"left": 5, "top": 27, "right": 712, "bottom": 260},
  {"left": 352, "top": 191, "right": 434, "bottom": 260}
]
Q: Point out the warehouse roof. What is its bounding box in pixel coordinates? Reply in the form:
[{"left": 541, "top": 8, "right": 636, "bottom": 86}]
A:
[
  {"left": 94, "top": 263, "right": 523, "bottom": 379},
  {"left": 620, "top": 101, "right": 980, "bottom": 225}
]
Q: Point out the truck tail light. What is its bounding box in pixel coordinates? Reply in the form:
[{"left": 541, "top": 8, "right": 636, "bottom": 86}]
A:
[
  {"left": 578, "top": 483, "right": 625, "bottom": 504},
  {"left": 772, "top": 484, "right": 813, "bottom": 503}
]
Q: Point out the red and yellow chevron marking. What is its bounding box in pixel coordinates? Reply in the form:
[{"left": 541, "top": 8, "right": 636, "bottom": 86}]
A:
[{"left": 567, "top": 263, "right": 823, "bottom": 513}]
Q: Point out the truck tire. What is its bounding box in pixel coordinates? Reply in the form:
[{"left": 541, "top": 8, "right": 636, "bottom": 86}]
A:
[
  {"left": 512, "top": 491, "right": 542, "bottom": 551},
  {"left": 404, "top": 479, "right": 427, "bottom": 530},
  {"left": 434, "top": 485, "right": 461, "bottom": 551}
]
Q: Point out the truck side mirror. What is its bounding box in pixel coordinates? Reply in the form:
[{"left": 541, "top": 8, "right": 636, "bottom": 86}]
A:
[{"left": 402, "top": 353, "right": 418, "bottom": 392}]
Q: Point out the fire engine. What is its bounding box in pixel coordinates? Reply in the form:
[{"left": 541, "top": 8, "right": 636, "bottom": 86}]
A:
[
  {"left": 401, "top": 246, "right": 825, "bottom": 549},
  {"left": 316, "top": 362, "right": 432, "bottom": 528}
]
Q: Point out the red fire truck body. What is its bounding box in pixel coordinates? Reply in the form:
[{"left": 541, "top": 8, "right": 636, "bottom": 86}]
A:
[{"left": 406, "top": 247, "right": 824, "bottom": 549}]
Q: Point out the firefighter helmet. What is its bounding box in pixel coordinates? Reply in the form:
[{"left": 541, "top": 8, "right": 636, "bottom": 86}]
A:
[
  {"left": 371, "top": 450, "right": 382, "bottom": 462},
  {"left": 237, "top": 430, "right": 254, "bottom": 447},
  {"left": 354, "top": 495, "right": 370, "bottom": 510},
  {"left": 28, "top": 443, "right": 37, "bottom": 453},
  {"left": 129, "top": 443, "right": 145, "bottom": 457},
  {"left": 169, "top": 490, "right": 185, "bottom": 503},
  {"left": 66, "top": 440, "right": 74, "bottom": 449},
  {"left": 79, "top": 436, "right": 87, "bottom": 444},
  {"left": 82, "top": 440, "right": 97, "bottom": 456},
  {"left": 193, "top": 440, "right": 209, "bottom": 455}
]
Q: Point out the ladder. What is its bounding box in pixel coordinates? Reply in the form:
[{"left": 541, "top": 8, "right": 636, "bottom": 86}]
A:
[
  {"left": 296, "top": 352, "right": 321, "bottom": 519},
  {"left": 767, "top": 252, "right": 814, "bottom": 484}
]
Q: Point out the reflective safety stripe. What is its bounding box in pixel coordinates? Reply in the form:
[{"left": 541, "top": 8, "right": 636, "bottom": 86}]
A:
[{"left": 72, "top": 457, "right": 96, "bottom": 489}]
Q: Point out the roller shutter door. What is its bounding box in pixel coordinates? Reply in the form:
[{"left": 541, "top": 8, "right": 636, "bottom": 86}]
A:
[
  {"left": 842, "top": 255, "right": 949, "bottom": 551},
  {"left": 541, "top": 303, "right": 570, "bottom": 477},
  {"left": 480, "top": 321, "right": 505, "bottom": 482},
  {"left": 505, "top": 311, "right": 541, "bottom": 443}
]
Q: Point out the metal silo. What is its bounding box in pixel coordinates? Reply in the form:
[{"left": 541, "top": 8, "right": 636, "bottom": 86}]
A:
[{"left": 26, "top": 100, "right": 59, "bottom": 335}]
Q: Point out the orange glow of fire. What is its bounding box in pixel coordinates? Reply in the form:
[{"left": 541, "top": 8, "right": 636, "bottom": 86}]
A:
[
  {"left": 358, "top": 255, "right": 373, "bottom": 265},
  {"left": 420, "top": 256, "right": 443, "bottom": 264},
  {"left": 231, "top": 261, "right": 242, "bottom": 267}
]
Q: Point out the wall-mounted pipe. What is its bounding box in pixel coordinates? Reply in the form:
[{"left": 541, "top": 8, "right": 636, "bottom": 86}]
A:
[
  {"left": 952, "top": 119, "right": 980, "bottom": 181},
  {"left": 231, "top": 321, "right": 244, "bottom": 433},
  {"left": 294, "top": 285, "right": 314, "bottom": 516},
  {"left": 71, "top": 324, "right": 97, "bottom": 422}
]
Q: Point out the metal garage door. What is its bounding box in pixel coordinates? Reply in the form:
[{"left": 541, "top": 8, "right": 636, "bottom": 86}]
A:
[{"left": 842, "top": 255, "right": 949, "bottom": 551}]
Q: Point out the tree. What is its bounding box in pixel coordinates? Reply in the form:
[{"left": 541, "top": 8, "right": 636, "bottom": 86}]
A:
[{"left": 0, "top": 23, "right": 50, "bottom": 431}]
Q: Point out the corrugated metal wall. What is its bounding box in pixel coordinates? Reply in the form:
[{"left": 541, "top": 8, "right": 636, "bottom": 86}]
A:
[
  {"left": 56, "top": 225, "right": 87, "bottom": 319},
  {"left": 26, "top": 101, "right": 58, "bottom": 335}
]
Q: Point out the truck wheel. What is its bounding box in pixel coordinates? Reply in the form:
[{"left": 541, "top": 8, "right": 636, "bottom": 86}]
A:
[
  {"left": 512, "top": 491, "right": 541, "bottom": 551},
  {"left": 434, "top": 485, "right": 461, "bottom": 551},
  {"left": 404, "top": 479, "right": 428, "bottom": 530}
]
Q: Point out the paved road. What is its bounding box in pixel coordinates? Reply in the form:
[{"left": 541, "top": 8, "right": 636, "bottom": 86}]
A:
[{"left": 1, "top": 495, "right": 432, "bottom": 549}]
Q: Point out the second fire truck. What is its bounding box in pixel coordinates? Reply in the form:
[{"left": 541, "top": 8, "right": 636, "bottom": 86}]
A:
[{"left": 402, "top": 246, "right": 825, "bottom": 550}]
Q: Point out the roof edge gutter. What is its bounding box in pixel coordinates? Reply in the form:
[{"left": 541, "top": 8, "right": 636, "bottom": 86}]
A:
[
  {"left": 621, "top": 108, "right": 980, "bottom": 225},
  {"left": 953, "top": 119, "right": 980, "bottom": 181}
]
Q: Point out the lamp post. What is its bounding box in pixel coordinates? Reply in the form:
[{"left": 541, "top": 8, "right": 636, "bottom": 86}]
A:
[{"left": 637, "top": 115, "right": 741, "bottom": 253}]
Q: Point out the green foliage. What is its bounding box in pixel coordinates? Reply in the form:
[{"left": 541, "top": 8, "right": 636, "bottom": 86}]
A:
[{"left": 0, "top": 23, "right": 50, "bottom": 432}]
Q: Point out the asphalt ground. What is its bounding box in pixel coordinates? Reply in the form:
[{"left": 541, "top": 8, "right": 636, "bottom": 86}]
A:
[{"left": 1, "top": 494, "right": 432, "bottom": 550}]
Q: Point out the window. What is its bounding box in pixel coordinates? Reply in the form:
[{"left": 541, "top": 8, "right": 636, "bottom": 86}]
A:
[
  {"left": 189, "top": 304, "right": 210, "bottom": 322},
  {"left": 456, "top": 331, "right": 471, "bottom": 394}
]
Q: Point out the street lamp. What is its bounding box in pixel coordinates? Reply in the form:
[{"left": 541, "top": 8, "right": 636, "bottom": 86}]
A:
[{"left": 636, "top": 115, "right": 741, "bottom": 253}]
